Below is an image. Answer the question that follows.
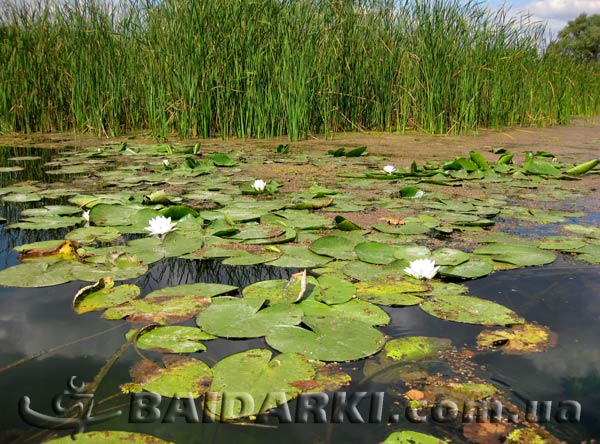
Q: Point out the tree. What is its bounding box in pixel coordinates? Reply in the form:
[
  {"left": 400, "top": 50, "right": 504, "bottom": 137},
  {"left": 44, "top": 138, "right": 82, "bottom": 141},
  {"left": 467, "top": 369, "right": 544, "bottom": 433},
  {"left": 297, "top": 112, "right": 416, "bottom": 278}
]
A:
[{"left": 548, "top": 13, "right": 600, "bottom": 62}]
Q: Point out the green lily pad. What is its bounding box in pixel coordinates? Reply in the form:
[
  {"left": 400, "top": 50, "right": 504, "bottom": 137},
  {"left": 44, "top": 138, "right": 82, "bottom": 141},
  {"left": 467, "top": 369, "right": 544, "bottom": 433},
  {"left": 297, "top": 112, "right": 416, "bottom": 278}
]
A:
[
  {"left": 135, "top": 325, "right": 216, "bottom": 353},
  {"left": 42, "top": 431, "right": 173, "bottom": 444},
  {"left": 2, "top": 192, "right": 42, "bottom": 202},
  {"left": 315, "top": 274, "right": 355, "bottom": 305},
  {"left": 355, "top": 242, "right": 399, "bottom": 265},
  {"left": 430, "top": 248, "right": 470, "bottom": 266},
  {"left": 309, "top": 235, "right": 357, "bottom": 260},
  {"left": 354, "top": 279, "right": 429, "bottom": 306},
  {"left": 266, "top": 316, "right": 385, "bottom": 362},
  {"left": 393, "top": 245, "right": 431, "bottom": 262},
  {"left": 269, "top": 245, "right": 332, "bottom": 268},
  {"left": 563, "top": 224, "right": 600, "bottom": 239},
  {"left": 0, "top": 261, "right": 74, "bottom": 288},
  {"left": 208, "top": 152, "right": 237, "bottom": 167},
  {"left": 65, "top": 226, "right": 121, "bottom": 244},
  {"left": 89, "top": 203, "right": 141, "bottom": 226},
  {"left": 439, "top": 259, "right": 493, "bottom": 279},
  {"left": 9, "top": 215, "right": 84, "bottom": 230},
  {"left": 242, "top": 279, "right": 302, "bottom": 305},
  {"left": 122, "top": 355, "right": 212, "bottom": 398},
  {"left": 126, "top": 232, "right": 204, "bottom": 264},
  {"left": 298, "top": 299, "right": 390, "bottom": 326},
  {"left": 420, "top": 294, "right": 525, "bottom": 326},
  {"left": 73, "top": 277, "right": 140, "bottom": 314},
  {"left": 473, "top": 243, "right": 556, "bottom": 266},
  {"left": 20, "top": 205, "right": 82, "bottom": 217},
  {"left": 523, "top": 160, "right": 561, "bottom": 176},
  {"left": 384, "top": 336, "right": 452, "bottom": 361},
  {"left": 538, "top": 236, "right": 586, "bottom": 251},
  {"left": 104, "top": 294, "right": 211, "bottom": 324},
  {"left": 382, "top": 431, "right": 448, "bottom": 444},
  {"left": 207, "top": 349, "right": 314, "bottom": 420},
  {"left": 196, "top": 297, "right": 303, "bottom": 338}
]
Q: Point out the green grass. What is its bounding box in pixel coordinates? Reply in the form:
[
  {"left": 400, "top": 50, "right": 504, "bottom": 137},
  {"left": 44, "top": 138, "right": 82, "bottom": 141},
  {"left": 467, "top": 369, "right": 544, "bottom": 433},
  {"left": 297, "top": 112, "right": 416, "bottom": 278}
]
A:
[{"left": 1, "top": 0, "right": 599, "bottom": 140}]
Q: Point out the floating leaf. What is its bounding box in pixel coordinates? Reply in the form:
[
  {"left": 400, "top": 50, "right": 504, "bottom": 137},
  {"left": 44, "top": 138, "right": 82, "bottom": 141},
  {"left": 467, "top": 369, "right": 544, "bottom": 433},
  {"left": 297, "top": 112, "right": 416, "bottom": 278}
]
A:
[
  {"left": 136, "top": 326, "right": 215, "bottom": 353},
  {"left": 354, "top": 279, "right": 429, "bottom": 306},
  {"left": 439, "top": 259, "right": 493, "bottom": 279},
  {"left": 309, "top": 235, "right": 357, "bottom": 260},
  {"left": 73, "top": 277, "right": 140, "bottom": 314},
  {"left": 382, "top": 431, "right": 448, "bottom": 444},
  {"left": 430, "top": 248, "right": 470, "bottom": 266},
  {"left": 65, "top": 226, "right": 121, "bottom": 244},
  {"left": 473, "top": 243, "right": 556, "bottom": 266},
  {"left": 207, "top": 349, "right": 314, "bottom": 420},
  {"left": 384, "top": 336, "right": 452, "bottom": 361},
  {"left": 476, "top": 323, "right": 555, "bottom": 354},
  {"left": 298, "top": 299, "right": 389, "bottom": 326},
  {"left": 355, "top": 242, "right": 398, "bottom": 265},
  {"left": 42, "top": 431, "right": 173, "bottom": 444},
  {"left": 196, "top": 297, "right": 303, "bottom": 338},
  {"left": 208, "top": 152, "right": 237, "bottom": 166},
  {"left": 315, "top": 274, "right": 355, "bottom": 305},
  {"left": 266, "top": 316, "right": 385, "bottom": 361},
  {"left": 0, "top": 261, "right": 74, "bottom": 288},
  {"left": 420, "top": 294, "right": 524, "bottom": 326},
  {"left": 104, "top": 295, "right": 211, "bottom": 324},
  {"left": 123, "top": 355, "right": 212, "bottom": 398}
]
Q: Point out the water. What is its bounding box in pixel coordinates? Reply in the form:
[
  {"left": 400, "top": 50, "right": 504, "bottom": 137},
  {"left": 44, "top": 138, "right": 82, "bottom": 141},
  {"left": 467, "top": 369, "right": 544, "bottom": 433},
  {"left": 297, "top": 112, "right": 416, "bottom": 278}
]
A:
[{"left": 0, "top": 146, "right": 599, "bottom": 443}]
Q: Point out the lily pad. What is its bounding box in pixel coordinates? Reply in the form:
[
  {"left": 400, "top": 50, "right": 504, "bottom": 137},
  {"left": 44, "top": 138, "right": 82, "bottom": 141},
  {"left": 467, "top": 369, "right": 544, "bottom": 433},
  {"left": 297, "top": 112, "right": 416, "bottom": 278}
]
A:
[
  {"left": 476, "top": 323, "right": 555, "bottom": 354},
  {"left": 42, "top": 431, "right": 173, "bottom": 444},
  {"left": 355, "top": 242, "right": 399, "bottom": 265},
  {"left": 382, "top": 431, "right": 448, "bottom": 444},
  {"left": 207, "top": 349, "right": 314, "bottom": 420},
  {"left": 420, "top": 294, "right": 524, "bottom": 326},
  {"left": 104, "top": 294, "right": 211, "bottom": 324},
  {"left": 266, "top": 316, "right": 385, "bottom": 361},
  {"left": 315, "top": 274, "right": 355, "bottom": 305},
  {"left": 73, "top": 277, "right": 140, "bottom": 314},
  {"left": 122, "top": 355, "right": 212, "bottom": 398},
  {"left": 430, "top": 248, "right": 470, "bottom": 266},
  {"left": 384, "top": 336, "right": 452, "bottom": 361},
  {"left": 0, "top": 261, "right": 74, "bottom": 288},
  {"left": 196, "top": 297, "right": 303, "bottom": 338},
  {"left": 439, "top": 259, "right": 493, "bottom": 279},
  {"left": 135, "top": 325, "right": 216, "bottom": 353},
  {"left": 473, "top": 243, "right": 556, "bottom": 266},
  {"left": 354, "top": 279, "right": 429, "bottom": 306},
  {"left": 309, "top": 235, "right": 357, "bottom": 260},
  {"left": 65, "top": 226, "right": 121, "bottom": 244},
  {"left": 297, "top": 299, "right": 390, "bottom": 326}
]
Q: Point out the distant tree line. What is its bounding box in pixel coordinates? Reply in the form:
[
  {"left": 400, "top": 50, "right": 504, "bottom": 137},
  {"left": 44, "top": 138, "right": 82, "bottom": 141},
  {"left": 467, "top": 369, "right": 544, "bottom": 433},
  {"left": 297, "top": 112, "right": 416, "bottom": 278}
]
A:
[{"left": 548, "top": 13, "right": 600, "bottom": 63}]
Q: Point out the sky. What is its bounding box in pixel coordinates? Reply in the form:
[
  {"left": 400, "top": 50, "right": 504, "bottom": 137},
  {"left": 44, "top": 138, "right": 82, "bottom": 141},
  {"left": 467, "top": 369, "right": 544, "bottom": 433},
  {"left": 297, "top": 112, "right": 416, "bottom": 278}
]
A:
[{"left": 485, "top": 0, "right": 600, "bottom": 36}]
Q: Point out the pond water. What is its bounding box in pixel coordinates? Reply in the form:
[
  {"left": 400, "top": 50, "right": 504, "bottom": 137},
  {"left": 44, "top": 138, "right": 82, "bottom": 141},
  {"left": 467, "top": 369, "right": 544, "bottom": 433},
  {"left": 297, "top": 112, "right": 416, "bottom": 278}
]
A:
[{"left": 0, "top": 145, "right": 598, "bottom": 444}]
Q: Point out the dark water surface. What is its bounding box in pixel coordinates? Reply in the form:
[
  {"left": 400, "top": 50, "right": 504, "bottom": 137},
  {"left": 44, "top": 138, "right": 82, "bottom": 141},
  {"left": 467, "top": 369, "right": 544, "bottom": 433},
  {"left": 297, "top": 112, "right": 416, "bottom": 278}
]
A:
[{"left": 0, "top": 147, "right": 598, "bottom": 444}]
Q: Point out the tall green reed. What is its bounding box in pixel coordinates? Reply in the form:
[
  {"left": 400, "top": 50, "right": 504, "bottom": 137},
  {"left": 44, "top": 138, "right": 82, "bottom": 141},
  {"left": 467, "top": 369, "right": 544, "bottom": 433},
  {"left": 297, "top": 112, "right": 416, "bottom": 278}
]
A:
[{"left": 0, "top": 0, "right": 598, "bottom": 139}]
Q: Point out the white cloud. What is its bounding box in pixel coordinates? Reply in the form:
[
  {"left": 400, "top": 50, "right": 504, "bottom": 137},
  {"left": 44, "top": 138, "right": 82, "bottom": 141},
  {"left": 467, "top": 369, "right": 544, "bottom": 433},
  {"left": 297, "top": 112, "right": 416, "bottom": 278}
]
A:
[{"left": 515, "top": 0, "right": 600, "bottom": 35}]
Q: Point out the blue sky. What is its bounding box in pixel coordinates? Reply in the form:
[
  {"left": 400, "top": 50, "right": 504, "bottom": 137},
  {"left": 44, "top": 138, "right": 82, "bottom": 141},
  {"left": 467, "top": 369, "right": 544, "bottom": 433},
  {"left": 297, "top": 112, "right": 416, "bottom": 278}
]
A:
[{"left": 482, "top": 0, "right": 600, "bottom": 35}]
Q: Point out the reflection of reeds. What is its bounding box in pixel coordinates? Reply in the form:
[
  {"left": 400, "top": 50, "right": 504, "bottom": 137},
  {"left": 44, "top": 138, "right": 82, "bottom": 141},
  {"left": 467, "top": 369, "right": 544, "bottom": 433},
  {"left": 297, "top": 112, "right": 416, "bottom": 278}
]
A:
[
  {"left": 1, "top": 0, "right": 598, "bottom": 139},
  {"left": 135, "top": 257, "right": 299, "bottom": 295}
]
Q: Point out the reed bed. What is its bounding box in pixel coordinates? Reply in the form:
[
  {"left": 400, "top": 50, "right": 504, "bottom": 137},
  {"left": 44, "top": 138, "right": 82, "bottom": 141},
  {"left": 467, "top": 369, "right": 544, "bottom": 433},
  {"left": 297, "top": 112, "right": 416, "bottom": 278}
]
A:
[{"left": 1, "top": 0, "right": 599, "bottom": 139}]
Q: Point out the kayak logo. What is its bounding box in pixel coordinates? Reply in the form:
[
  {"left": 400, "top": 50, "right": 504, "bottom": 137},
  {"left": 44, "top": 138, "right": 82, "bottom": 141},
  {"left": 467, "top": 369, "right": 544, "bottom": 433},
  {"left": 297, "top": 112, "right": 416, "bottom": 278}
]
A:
[{"left": 18, "top": 376, "right": 122, "bottom": 438}]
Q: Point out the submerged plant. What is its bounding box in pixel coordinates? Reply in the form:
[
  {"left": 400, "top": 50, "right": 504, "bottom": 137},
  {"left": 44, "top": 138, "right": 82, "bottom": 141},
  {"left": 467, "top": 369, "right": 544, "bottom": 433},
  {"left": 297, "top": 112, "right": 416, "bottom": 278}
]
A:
[
  {"left": 144, "top": 216, "right": 177, "bottom": 239},
  {"left": 404, "top": 258, "right": 439, "bottom": 280}
]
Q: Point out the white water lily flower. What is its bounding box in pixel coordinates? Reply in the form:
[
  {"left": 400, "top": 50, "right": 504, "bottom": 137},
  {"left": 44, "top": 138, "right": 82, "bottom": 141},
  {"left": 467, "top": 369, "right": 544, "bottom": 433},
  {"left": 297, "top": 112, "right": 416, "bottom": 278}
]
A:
[
  {"left": 404, "top": 258, "right": 439, "bottom": 280},
  {"left": 162, "top": 159, "right": 169, "bottom": 166},
  {"left": 413, "top": 190, "right": 425, "bottom": 199},
  {"left": 145, "top": 215, "right": 177, "bottom": 238},
  {"left": 252, "top": 179, "right": 267, "bottom": 192},
  {"left": 383, "top": 165, "right": 397, "bottom": 174},
  {"left": 82, "top": 210, "right": 90, "bottom": 222}
]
